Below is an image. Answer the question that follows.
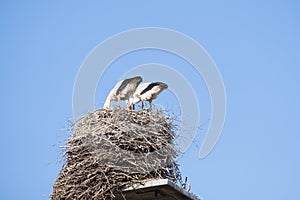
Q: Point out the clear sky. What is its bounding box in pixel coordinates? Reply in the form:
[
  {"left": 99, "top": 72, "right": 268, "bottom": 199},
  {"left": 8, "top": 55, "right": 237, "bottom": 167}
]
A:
[{"left": 1, "top": 1, "right": 299, "bottom": 200}]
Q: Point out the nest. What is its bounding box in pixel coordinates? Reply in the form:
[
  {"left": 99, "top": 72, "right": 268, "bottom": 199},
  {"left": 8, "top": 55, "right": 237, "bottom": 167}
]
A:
[{"left": 51, "top": 109, "right": 182, "bottom": 200}]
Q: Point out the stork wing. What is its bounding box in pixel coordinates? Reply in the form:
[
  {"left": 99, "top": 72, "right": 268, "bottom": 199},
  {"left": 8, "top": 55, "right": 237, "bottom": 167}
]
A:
[
  {"left": 116, "top": 76, "right": 142, "bottom": 95},
  {"left": 134, "top": 82, "right": 151, "bottom": 96},
  {"left": 140, "top": 82, "right": 161, "bottom": 95}
]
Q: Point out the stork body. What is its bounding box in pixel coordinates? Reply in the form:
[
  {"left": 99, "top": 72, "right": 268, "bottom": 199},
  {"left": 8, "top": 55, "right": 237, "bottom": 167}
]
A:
[
  {"left": 103, "top": 76, "right": 142, "bottom": 110},
  {"left": 131, "top": 82, "right": 168, "bottom": 110}
]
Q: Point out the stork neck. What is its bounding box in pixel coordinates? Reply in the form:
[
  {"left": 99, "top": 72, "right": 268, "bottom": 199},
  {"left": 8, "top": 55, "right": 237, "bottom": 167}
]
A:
[{"left": 103, "top": 92, "right": 113, "bottom": 109}]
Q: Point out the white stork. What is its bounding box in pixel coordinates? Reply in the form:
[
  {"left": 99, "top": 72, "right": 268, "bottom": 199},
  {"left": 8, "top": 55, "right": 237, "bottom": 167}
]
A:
[
  {"left": 130, "top": 82, "right": 168, "bottom": 110},
  {"left": 103, "top": 76, "right": 143, "bottom": 110}
]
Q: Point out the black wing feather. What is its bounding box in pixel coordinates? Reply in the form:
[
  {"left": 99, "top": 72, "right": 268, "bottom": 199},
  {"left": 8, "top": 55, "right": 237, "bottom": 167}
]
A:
[{"left": 140, "top": 82, "right": 161, "bottom": 95}]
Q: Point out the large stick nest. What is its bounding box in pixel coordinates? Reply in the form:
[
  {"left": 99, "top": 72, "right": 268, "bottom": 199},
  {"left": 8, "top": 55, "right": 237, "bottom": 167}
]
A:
[{"left": 51, "top": 109, "right": 182, "bottom": 200}]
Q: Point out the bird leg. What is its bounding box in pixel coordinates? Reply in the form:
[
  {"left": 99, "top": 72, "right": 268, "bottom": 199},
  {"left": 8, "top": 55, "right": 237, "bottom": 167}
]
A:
[
  {"left": 141, "top": 100, "right": 144, "bottom": 110},
  {"left": 117, "top": 96, "right": 120, "bottom": 109},
  {"left": 126, "top": 100, "right": 132, "bottom": 111},
  {"left": 149, "top": 99, "right": 153, "bottom": 111}
]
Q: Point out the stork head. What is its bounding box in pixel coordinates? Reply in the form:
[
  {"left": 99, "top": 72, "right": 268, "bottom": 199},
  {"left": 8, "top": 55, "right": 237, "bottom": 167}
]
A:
[
  {"left": 128, "top": 98, "right": 134, "bottom": 110},
  {"left": 129, "top": 97, "right": 141, "bottom": 105},
  {"left": 129, "top": 97, "right": 141, "bottom": 110},
  {"left": 103, "top": 104, "right": 110, "bottom": 110},
  {"left": 129, "top": 98, "right": 134, "bottom": 106}
]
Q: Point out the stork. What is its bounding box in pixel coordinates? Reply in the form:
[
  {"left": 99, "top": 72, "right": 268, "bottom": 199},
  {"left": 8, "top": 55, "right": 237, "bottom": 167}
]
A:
[
  {"left": 130, "top": 82, "right": 168, "bottom": 110},
  {"left": 103, "top": 76, "right": 143, "bottom": 110}
]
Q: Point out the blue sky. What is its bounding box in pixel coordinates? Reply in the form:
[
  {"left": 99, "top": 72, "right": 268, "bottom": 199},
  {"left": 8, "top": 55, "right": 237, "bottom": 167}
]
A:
[{"left": 1, "top": 1, "right": 299, "bottom": 200}]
